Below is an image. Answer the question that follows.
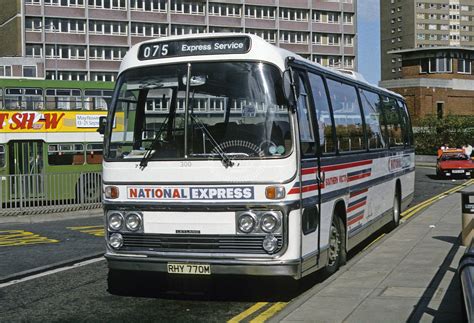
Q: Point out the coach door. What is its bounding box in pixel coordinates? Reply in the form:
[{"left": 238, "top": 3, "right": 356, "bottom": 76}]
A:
[
  {"left": 8, "top": 140, "right": 44, "bottom": 199},
  {"left": 293, "top": 70, "right": 325, "bottom": 274}
]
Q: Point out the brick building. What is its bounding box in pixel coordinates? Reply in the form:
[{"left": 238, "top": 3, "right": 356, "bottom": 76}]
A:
[
  {"left": 379, "top": 47, "right": 474, "bottom": 120},
  {"left": 0, "top": 0, "right": 357, "bottom": 81}
]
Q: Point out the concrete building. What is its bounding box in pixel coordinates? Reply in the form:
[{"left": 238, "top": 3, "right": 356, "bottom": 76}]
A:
[
  {"left": 0, "top": 0, "right": 357, "bottom": 82},
  {"left": 379, "top": 47, "right": 474, "bottom": 119},
  {"left": 381, "top": 0, "right": 474, "bottom": 81}
]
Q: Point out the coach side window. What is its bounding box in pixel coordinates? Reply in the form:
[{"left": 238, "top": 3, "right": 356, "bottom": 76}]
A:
[
  {"left": 397, "top": 100, "right": 413, "bottom": 147},
  {"left": 359, "top": 89, "right": 386, "bottom": 149},
  {"left": 326, "top": 79, "right": 365, "bottom": 152},
  {"left": 296, "top": 73, "right": 317, "bottom": 156},
  {"left": 381, "top": 96, "right": 403, "bottom": 147},
  {"left": 307, "top": 72, "right": 335, "bottom": 154}
]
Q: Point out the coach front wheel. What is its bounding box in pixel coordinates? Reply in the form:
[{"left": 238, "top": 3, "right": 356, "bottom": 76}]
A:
[{"left": 323, "top": 215, "right": 346, "bottom": 276}]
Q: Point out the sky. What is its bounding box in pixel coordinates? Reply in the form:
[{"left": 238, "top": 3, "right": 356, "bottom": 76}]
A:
[{"left": 357, "top": 0, "right": 381, "bottom": 85}]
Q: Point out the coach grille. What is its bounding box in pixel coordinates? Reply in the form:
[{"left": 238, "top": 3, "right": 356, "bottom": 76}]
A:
[{"left": 121, "top": 233, "right": 283, "bottom": 254}]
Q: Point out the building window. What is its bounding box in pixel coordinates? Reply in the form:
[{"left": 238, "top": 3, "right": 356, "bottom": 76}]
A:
[
  {"left": 46, "top": 45, "right": 86, "bottom": 59},
  {"left": 25, "top": 17, "right": 43, "bottom": 31},
  {"left": 245, "top": 6, "right": 275, "bottom": 20},
  {"left": 130, "top": 0, "right": 166, "bottom": 12},
  {"left": 90, "top": 72, "right": 117, "bottom": 82},
  {"left": 87, "top": 0, "right": 126, "bottom": 10},
  {"left": 26, "top": 0, "right": 41, "bottom": 4},
  {"left": 246, "top": 29, "right": 276, "bottom": 43},
  {"left": 209, "top": 3, "right": 241, "bottom": 17},
  {"left": 458, "top": 59, "right": 472, "bottom": 74},
  {"left": 279, "top": 31, "right": 308, "bottom": 44},
  {"left": 429, "top": 58, "right": 452, "bottom": 73},
  {"left": 23, "top": 66, "right": 37, "bottom": 78},
  {"left": 420, "top": 59, "right": 429, "bottom": 73},
  {"left": 328, "top": 34, "right": 340, "bottom": 45},
  {"left": 343, "top": 13, "right": 353, "bottom": 24},
  {"left": 279, "top": 8, "right": 308, "bottom": 22},
  {"left": 25, "top": 44, "right": 43, "bottom": 58},
  {"left": 170, "top": 1, "right": 205, "bottom": 15},
  {"left": 171, "top": 25, "right": 206, "bottom": 35},
  {"left": 45, "top": 18, "right": 85, "bottom": 34},
  {"left": 130, "top": 23, "right": 167, "bottom": 37},
  {"left": 0, "top": 66, "right": 12, "bottom": 77},
  {"left": 327, "top": 12, "right": 340, "bottom": 24},
  {"left": 89, "top": 20, "right": 127, "bottom": 35},
  {"left": 89, "top": 46, "right": 127, "bottom": 60}
]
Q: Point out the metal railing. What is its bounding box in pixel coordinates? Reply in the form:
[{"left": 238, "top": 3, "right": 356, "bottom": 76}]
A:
[{"left": 0, "top": 171, "right": 102, "bottom": 216}]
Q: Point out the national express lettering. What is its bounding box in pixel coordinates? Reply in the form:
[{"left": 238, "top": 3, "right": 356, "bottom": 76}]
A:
[{"left": 127, "top": 187, "right": 254, "bottom": 200}]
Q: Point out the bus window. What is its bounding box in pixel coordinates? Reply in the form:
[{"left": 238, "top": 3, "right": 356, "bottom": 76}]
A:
[
  {"left": 326, "top": 79, "right": 365, "bottom": 152},
  {"left": 45, "top": 89, "right": 82, "bottom": 110},
  {"left": 86, "top": 143, "right": 103, "bottom": 164},
  {"left": 48, "top": 143, "right": 84, "bottom": 165},
  {"left": 381, "top": 96, "right": 403, "bottom": 148},
  {"left": 296, "top": 73, "right": 316, "bottom": 156},
  {"left": 359, "top": 89, "right": 386, "bottom": 150},
  {"left": 0, "top": 88, "right": 3, "bottom": 110},
  {"left": 0, "top": 145, "right": 5, "bottom": 167},
  {"left": 397, "top": 100, "right": 413, "bottom": 147},
  {"left": 5, "top": 88, "right": 43, "bottom": 110},
  {"left": 307, "top": 72, "right": 335, "bottom": 154},
  {"left": 84, "top": 90, "right": 113, "bottom": 110}
]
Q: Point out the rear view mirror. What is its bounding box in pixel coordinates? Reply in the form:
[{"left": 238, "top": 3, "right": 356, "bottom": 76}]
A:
[
  {"left": 97, "top": 116, "right": 107, "bottom": 135},
  {"left": 283, "top": 69, "right": 300, "bottom": 108}
]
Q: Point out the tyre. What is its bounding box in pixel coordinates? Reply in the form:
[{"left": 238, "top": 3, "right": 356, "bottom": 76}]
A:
[
  {"left": 322, "top": 215, "right": 346, "bottom": 276},
  {"left": 388, "top": 186, "right": 401, "bottom": 230}
]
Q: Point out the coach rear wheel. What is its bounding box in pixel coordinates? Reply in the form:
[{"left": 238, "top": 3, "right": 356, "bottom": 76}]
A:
[{"left": 388, "top": 187, "right": 401, "bottom": 230}]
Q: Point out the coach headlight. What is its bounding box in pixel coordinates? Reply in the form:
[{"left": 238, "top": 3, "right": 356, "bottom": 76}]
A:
[
  {"left": 125, "top": 212, "right": 142, "bottom": 231},
  {"left": 108, "top": 212, "right": 124, "bottom": 231},
  {"left": 260, "top": 212, "right": 280, "bottom": 233},
  {"left": 109, "top": 233, "right": 123, "bottom": 249},
  {"left": 238, "top": 212, "right": 257, "bottom": 233},
  {"left": 262, "top": 234, "right": 279, "bottom": 254}
]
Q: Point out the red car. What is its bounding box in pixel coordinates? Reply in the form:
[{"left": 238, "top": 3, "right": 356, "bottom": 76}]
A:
[{"left": 437, "top": 149, "right": 474, "bottom": 178}]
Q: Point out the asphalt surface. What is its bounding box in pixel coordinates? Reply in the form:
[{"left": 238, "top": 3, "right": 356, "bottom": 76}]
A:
[{"left": 0, "top": 166, "right": 470, "bottom": 322}]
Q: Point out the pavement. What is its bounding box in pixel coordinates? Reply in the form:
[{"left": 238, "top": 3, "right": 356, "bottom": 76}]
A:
[{"left": 272, "top": 183, "right": 473, "bottom": 322}]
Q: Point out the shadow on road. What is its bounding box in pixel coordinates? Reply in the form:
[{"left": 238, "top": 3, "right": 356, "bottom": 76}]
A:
[{"left": 107, "top": 270, "right": 331, "bottom": 302}]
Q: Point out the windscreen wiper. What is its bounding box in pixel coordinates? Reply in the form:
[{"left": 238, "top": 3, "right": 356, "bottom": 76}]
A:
[
  {"left": 139, "top": 115, "right": 169, "bottom": 170},
  {"left": 190, "top": 114, "right": 234, "bottom": 168}
]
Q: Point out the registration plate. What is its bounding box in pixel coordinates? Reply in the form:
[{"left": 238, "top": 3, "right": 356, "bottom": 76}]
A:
[
  {"left": 452, "top": 169, "right": 465, "bottom": 174},
  {"left": 167, "top": 263, "right": 211, "bottom": 275}
]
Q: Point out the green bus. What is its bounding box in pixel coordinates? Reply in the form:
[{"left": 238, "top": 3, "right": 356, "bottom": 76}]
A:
[{"left": 0, "top": 78, "right": 114, "bottom": 212}]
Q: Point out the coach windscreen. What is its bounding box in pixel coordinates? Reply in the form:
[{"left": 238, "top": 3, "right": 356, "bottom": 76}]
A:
[{"left": 105, "top": 62, "right": 292, "bottom": 163}]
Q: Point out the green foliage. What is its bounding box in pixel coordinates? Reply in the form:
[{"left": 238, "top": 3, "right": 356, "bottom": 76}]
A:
[{"left": 414, "top": 115, "right": 474, "bottom": 155}]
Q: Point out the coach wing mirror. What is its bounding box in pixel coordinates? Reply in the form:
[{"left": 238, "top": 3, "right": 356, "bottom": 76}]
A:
[
  {"left": 283, "top": 69, "right": 300, "bottom": 109},
  {"left": 97, "top": 116, "right": 107, "bottom": 135},
  {"left": 182, "top": 75, "right": 207, "bottom": 87}
]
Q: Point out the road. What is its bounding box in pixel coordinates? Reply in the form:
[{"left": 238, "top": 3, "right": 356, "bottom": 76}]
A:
[{"left": 0, "top": 167, "right": 469, "bottom": 322}]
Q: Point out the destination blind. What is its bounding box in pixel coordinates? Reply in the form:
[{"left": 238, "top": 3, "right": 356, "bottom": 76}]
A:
[{"left": 137, "top": 37, "right": 251, "bottom": 60}]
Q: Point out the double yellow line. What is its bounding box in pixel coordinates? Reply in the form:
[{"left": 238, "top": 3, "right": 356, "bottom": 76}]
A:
[
  {"left": 401, "top": 178, "right": 474, "bottom": 221},
  {"left": 228, "top": 302, "right": 288, "bottom": 323}
]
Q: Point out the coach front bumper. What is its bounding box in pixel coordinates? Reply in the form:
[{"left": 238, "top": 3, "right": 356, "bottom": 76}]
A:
[{"left": 105, "top": 252, "right": 302, "bottom": 278}]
